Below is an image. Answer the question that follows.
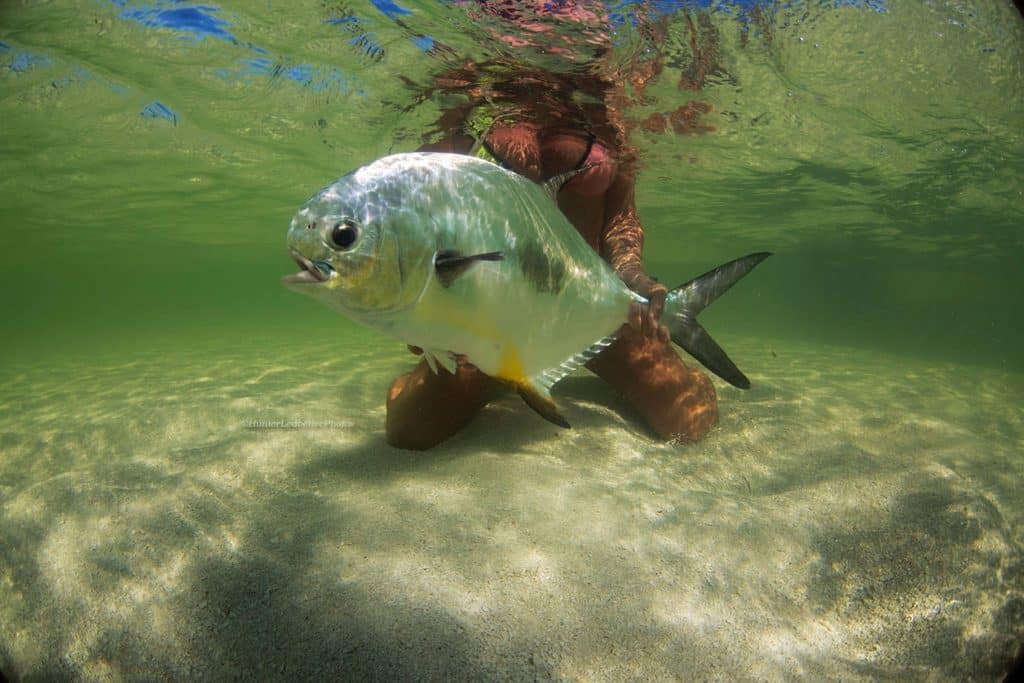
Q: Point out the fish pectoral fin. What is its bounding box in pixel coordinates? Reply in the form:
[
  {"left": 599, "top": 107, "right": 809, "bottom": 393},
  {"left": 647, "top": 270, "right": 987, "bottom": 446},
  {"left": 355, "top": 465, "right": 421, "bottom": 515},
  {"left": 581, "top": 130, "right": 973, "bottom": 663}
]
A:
[
  {"left": 422, "top": 351, "right": 440, "bottom": 374},
  {"left": 434, "top": 249, "right": 504, "bottom": 288},
  {"left": 437, "top": 350, "right": 458, "bottom": 375},
  {"left": 517, "top": 382, "right": 570, "bottom": 429},
  {"left": 423, "top": 348, "right": 458, "bottom": 375}
]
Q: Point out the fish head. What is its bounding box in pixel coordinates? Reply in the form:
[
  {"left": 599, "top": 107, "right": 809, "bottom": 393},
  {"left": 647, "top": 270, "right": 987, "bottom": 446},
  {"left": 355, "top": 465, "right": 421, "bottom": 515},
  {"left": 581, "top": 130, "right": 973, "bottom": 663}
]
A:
[{"left": 282, "top": 173, "right": 434, "bottom": 318}]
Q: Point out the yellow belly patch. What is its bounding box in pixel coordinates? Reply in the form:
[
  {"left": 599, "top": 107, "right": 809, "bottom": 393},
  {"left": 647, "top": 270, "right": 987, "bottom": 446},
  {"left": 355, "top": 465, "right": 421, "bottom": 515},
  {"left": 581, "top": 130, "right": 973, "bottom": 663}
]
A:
[{"left": 496, "top": 344, "right": 528, "bottom": 385}]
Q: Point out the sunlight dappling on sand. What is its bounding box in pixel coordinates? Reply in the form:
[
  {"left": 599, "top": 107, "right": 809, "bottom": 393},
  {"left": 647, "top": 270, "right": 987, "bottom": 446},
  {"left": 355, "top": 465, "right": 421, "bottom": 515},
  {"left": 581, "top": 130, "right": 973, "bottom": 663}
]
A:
[{"left": 1, "top": 336, "right": 1020, "bottom": 678}]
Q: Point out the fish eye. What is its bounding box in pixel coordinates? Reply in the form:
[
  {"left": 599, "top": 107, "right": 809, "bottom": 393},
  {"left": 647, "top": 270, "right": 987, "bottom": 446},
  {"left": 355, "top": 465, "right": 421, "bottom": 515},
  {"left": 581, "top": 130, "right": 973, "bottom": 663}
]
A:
[{"left": 328, "top": 219, "right": 359, "bottom": 250}]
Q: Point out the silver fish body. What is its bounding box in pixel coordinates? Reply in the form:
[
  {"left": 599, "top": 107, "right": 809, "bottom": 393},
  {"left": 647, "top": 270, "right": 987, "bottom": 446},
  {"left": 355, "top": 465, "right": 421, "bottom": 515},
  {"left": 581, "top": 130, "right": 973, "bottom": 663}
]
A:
[{"left": 284, "top": 152, "right": 768, "bottom": 426}]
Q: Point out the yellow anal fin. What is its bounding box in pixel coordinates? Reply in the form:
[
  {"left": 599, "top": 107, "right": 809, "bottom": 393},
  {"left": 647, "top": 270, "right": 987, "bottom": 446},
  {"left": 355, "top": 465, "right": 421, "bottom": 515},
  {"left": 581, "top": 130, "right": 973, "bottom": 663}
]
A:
[
  {"left": 518, "top": 384, "right": 570, "bottom": 429},
  {"left": 495, "top": 344, "right": 570, "bottom": 428}
]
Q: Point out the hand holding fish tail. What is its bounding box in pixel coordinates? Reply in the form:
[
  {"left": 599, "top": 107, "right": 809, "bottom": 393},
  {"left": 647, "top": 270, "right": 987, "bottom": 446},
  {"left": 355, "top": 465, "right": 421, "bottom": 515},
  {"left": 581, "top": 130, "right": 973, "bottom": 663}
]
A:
[
  {"left": 600, "top": 177, "right": 664, "bottom": 301},
  {"left": 643, "top": 283, "right": 671, "bottom": 342},
  {"left": 626, "top": 290, "right": 670, "bottom": 343},
  {"left": 601, "top": 204, "right": 670, "bottom": 340}
]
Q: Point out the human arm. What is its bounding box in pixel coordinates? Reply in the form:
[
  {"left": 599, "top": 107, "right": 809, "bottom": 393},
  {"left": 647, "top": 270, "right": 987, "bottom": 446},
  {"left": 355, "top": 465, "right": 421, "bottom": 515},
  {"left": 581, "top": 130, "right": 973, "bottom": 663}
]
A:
[{"left": 601, "top": 168, "right": 670, "bottom": 341}]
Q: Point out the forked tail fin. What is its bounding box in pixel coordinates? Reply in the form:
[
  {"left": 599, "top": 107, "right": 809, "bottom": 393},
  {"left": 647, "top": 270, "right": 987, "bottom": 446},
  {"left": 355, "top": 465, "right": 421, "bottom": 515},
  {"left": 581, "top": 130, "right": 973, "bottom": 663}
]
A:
[{"left": 663, "top": 252, "right": 771, "bottom": 389}]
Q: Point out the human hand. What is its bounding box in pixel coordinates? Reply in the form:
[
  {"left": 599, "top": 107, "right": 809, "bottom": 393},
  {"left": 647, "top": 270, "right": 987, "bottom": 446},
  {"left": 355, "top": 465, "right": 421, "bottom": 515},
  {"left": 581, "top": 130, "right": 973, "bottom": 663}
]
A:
[{"left": 626, "top": 283, "right": 670, "bottom": 342}]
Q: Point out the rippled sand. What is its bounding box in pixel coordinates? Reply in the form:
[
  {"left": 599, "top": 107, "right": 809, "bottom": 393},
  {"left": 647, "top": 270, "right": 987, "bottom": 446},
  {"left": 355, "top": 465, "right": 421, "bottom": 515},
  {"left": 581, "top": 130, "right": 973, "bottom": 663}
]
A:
[{"left": 0, "top": 337, "right": 1021, "bottom": 680}]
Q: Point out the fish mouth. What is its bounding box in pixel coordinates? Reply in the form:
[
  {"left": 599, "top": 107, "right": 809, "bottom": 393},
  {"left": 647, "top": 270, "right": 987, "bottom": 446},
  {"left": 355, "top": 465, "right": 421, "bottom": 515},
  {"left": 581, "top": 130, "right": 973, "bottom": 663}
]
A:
[{"left": 282, "top": 249, "right": 332, "bottom": 284}]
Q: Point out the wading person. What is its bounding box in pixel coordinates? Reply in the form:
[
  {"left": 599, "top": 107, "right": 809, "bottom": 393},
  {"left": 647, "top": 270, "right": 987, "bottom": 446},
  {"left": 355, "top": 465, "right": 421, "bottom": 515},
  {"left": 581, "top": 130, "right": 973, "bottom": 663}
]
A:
[{"left": 385, "top": 3, "right": 728, "bottom": 449}]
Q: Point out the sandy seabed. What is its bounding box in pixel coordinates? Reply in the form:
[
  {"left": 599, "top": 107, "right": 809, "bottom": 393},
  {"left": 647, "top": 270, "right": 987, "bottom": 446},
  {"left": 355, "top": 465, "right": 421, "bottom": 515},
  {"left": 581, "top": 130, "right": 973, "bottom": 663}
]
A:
[{"left": 0, "top": 336, "right": 1021, "bottom": 681}]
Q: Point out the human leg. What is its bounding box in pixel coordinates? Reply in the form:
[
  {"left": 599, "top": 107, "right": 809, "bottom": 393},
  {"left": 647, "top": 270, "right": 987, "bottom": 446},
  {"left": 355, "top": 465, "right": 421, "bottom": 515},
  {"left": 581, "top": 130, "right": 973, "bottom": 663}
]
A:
[
  {"left": 586, "top": 334, "right": 718, "bottom": 442},
  {"left": 385, "top": 359, "right": 499, "bottom": 450}
]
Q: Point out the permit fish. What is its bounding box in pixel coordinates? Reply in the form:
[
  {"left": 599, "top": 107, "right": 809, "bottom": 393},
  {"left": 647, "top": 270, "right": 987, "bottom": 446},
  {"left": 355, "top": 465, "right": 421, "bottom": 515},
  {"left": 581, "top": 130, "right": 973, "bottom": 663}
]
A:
[{"left": 283, "top": 152, "right": 769, "bottom": 428}]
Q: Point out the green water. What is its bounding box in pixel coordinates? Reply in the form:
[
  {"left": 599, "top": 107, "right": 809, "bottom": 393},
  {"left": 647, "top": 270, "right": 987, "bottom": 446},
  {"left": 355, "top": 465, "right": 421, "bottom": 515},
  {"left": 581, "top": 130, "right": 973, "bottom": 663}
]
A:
[{"left": 1, "top": 1, "right": 1023, "bottom": 679}]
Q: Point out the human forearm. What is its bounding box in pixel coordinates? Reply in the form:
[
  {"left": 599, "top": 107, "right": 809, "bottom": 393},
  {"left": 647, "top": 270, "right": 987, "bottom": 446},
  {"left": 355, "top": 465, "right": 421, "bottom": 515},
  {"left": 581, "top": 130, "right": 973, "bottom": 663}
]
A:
[
  {"left": 602, "top": 206, "right": 660, "bottom": 296},
  {"left": 602, "top": 181, "right": 668, "bottom": 339}
]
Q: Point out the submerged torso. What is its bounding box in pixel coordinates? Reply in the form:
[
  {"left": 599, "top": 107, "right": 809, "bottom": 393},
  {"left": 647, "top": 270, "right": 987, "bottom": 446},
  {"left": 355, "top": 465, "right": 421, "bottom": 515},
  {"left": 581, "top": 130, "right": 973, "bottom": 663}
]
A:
[{"left": 423, "top": 127, "right": 622, "bottom": 251}]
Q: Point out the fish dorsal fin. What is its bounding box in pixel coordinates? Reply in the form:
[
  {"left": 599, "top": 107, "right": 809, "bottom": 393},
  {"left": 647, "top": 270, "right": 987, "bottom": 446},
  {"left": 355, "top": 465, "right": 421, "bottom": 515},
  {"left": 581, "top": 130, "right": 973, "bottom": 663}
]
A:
[
  {"left": 518, "top": 383, "right": 570, "bottom": 429},
  {"left": 541, "top": 161, "right": 603, "bottom": 199},
  {"left": 434, "top": 249, "right": 504, "bottom": 288},
  {"left": 532, "top": 333, "right": 618, "bottom": 394}
]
